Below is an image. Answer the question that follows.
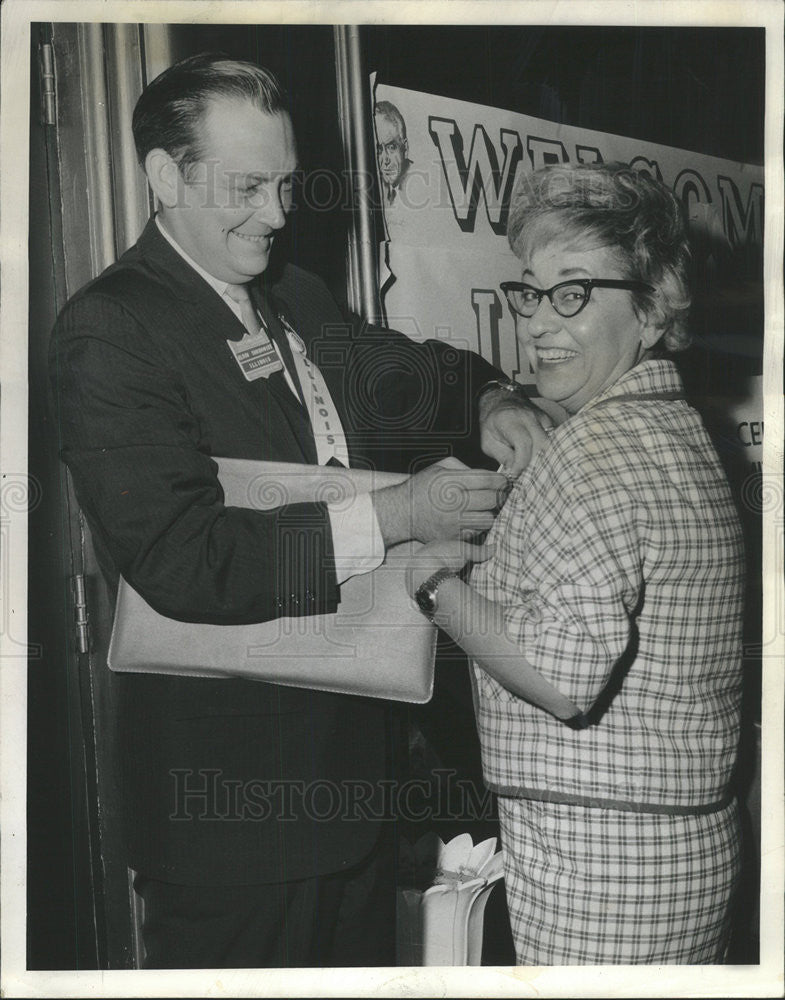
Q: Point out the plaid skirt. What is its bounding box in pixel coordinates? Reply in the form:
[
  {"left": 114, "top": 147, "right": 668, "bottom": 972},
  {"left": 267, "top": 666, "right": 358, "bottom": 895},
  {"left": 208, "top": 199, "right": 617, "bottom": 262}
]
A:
[{"left": 497, "top": 796, "right": 741, "bottom": 965}]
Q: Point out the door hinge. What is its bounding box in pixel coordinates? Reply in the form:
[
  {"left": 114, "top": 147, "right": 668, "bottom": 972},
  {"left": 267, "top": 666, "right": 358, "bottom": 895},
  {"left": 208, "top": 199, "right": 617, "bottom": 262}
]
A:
[
  {"left": 72, "top": 573, "right": 91, "bottom": 654},
  {"left": 39, "top": 42, "right": 57, "bottom": 126}
]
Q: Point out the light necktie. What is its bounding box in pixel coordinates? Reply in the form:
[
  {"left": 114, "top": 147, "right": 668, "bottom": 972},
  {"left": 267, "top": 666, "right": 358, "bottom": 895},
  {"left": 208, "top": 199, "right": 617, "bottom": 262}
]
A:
[{"left": 225, "top": 281, "right": 263, "bottom": 335}]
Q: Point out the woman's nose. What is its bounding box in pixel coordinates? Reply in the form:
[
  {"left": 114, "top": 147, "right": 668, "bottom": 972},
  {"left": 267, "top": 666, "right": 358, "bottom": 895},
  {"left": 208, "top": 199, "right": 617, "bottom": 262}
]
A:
[{"left": 525, "top": 295, "right": 562, "bottom": 337}]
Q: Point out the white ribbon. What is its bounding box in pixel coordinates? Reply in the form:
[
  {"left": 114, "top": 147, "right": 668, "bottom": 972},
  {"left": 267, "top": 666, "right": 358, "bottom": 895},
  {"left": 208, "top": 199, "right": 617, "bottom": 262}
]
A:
[{"left": 279, "top": 316, "right": 351, "bottom": 467}]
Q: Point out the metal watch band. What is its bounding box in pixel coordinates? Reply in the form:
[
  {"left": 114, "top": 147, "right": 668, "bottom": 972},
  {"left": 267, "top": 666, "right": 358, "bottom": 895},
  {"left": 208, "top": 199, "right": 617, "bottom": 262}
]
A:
[{"left": 414, "top": 567, "right": 460, "bottom": 622}]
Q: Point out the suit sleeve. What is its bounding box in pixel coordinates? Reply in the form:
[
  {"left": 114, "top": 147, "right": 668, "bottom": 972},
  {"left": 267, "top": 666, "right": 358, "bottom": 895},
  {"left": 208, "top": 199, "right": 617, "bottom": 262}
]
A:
[
  {"left": 354, "top": 322, "right": 502, "bottom": 470},
  {"left": 49, "top": 292, "right": 339, "bottom": 625},
  {"left": 282, "top": 268, "right": 503, "bottom": 472}
]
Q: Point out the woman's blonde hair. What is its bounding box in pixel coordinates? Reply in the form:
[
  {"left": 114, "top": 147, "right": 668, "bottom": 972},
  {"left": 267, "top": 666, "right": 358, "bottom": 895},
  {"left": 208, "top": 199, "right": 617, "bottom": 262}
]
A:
[{"left": 507, "top": 162, "right": 692, "bottom": 352}]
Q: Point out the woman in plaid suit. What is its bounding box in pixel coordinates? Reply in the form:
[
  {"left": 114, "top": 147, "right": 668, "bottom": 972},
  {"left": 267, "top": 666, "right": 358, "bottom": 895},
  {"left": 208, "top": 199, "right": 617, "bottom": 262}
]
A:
[{"left": 408, "top": 163, "right": 744, "bottom": 964}]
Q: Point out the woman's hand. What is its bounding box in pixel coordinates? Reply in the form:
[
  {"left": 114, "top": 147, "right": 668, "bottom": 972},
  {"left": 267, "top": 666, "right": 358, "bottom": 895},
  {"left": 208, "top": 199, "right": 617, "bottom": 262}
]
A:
[{"left": 405, "top": 539, "right": 494, "bottom": 597}]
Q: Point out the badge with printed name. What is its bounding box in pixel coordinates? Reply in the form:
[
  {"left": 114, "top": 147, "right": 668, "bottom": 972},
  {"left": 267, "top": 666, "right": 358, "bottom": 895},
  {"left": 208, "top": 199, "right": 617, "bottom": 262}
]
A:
[{"left": 226, "top": 329, "right": 284, "bottom": 381}]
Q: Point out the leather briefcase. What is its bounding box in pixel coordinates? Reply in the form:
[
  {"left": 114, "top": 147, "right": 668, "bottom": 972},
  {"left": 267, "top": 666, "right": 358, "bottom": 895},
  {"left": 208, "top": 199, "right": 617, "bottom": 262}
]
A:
[{"left": 107, "top": 460, "right": 437, "bottom": 703}]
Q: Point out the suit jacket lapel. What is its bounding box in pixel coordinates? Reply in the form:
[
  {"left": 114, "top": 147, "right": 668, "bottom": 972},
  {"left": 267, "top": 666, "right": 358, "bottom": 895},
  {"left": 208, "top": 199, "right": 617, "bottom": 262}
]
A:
[
  {"left": 249, "top": 285, "right": 319, "bottom": 464},
  {"left": 250, "top": 286, "right": 307, "bottom": 408},
  {"left": 136, "top": 219, "right": 318, "bottom": 465}
]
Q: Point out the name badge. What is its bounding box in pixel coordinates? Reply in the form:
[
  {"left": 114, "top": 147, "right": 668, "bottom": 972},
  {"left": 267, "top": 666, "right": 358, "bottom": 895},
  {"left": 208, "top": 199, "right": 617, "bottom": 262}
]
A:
[{"left": 226, "top": 329, "right": 284, "bottom": 381}]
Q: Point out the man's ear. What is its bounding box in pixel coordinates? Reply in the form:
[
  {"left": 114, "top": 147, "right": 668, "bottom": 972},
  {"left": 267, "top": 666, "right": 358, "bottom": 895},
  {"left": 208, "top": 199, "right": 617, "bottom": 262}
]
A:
[
  {"left": 402, "top": 138, "right": 409, "bottom": 158},
  {"left": 145, "top": 148, "right": 181, "bottom": 209}
]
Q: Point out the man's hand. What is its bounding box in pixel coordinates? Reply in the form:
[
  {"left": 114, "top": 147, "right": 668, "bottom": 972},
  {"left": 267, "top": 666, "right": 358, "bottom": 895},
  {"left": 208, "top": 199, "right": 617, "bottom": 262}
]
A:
[
  {"left": 372, "top": 458, "right": 508, "bottom": 548},
  {"left": 479, "top": 389, "right": 558, "bottom": 478}
]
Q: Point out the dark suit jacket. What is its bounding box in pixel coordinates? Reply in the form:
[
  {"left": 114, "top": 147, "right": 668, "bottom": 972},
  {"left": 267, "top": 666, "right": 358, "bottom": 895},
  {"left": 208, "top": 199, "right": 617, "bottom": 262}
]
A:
[{"left": 49, "top": 218, "right": 498, "bottom": 885}]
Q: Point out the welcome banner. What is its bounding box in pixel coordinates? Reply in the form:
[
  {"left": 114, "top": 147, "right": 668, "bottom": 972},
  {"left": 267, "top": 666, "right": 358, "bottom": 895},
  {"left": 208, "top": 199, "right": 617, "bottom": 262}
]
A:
[{"left": 371, "top": 78, "right": 764, "bottom": 467}]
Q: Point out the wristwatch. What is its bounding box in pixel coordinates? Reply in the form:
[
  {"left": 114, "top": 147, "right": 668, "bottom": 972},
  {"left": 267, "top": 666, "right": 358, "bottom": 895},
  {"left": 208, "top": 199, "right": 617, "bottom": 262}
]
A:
[
  {"left": 475, "top": 377, "right": 528, "bottom": 404},
  {"left": 414, "top": 568, "right": 459, "bottom": 622}
]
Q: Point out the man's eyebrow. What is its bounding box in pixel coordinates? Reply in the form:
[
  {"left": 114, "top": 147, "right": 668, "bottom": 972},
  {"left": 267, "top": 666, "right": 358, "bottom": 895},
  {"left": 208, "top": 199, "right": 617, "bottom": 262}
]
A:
[{"left": 234, "top": 166, "right": 301, "bottom": 183}]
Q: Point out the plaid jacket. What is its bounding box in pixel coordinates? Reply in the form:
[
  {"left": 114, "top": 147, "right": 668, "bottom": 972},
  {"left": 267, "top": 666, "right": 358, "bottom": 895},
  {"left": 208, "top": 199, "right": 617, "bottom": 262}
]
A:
[{"left": 471, "top": 360, "right": 745, "bottom": 812}]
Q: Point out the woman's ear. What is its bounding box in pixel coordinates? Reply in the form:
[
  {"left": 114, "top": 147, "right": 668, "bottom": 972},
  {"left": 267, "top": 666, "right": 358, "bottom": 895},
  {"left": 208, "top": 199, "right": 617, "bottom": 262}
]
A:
[
  {"left": 640, "top": 315, "right": 665, "bottom": 351},
  {"left": 634, "top": 295, "right": 665, "bottom": 351},
  {"left": 144, "top": 148, "right": 181, "bottom": 209}
]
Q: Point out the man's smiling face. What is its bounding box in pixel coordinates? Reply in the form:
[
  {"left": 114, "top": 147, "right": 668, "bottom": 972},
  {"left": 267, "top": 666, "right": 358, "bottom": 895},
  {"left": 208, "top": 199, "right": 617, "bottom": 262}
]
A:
[{"left": 162, "top": 96, "right": 298, "bottom": 283}]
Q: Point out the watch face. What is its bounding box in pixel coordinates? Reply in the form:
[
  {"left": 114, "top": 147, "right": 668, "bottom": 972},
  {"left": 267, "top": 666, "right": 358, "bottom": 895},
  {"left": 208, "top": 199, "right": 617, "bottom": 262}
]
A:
[
  {"left": 416, "top": 568, "right": 456, "bottom": 618},
  {"left": 415, "top": 583, "right": 436, "bottom": 616}
]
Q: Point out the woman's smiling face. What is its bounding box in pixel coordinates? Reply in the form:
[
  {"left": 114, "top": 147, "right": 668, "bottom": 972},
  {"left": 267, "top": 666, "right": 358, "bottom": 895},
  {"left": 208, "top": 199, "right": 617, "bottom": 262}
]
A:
[{"left": 516, "top": 240, "right": 659, "bottom": 414}]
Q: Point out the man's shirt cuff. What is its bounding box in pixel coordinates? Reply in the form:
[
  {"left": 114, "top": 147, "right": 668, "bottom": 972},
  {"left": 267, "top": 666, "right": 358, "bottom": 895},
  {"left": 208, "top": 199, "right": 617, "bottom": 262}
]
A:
[{"left": 327, "top": 491, "right": 385, "bottom": 584}]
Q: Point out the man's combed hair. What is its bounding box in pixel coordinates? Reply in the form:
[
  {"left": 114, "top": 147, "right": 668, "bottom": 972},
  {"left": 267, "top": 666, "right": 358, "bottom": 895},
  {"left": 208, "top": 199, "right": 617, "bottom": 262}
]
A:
[
  {"left": 132, "top": 52, "right": 288, "bottom": 180},
  {"left": 507, "top": 162, "right": 692, "bottom": 352}
]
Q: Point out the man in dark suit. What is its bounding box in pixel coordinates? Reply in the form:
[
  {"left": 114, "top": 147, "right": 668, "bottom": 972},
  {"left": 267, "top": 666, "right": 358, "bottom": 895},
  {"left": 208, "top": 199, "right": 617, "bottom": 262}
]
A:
[{"left": 49, "top": 53, "right": 547, "bottom": 969}]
